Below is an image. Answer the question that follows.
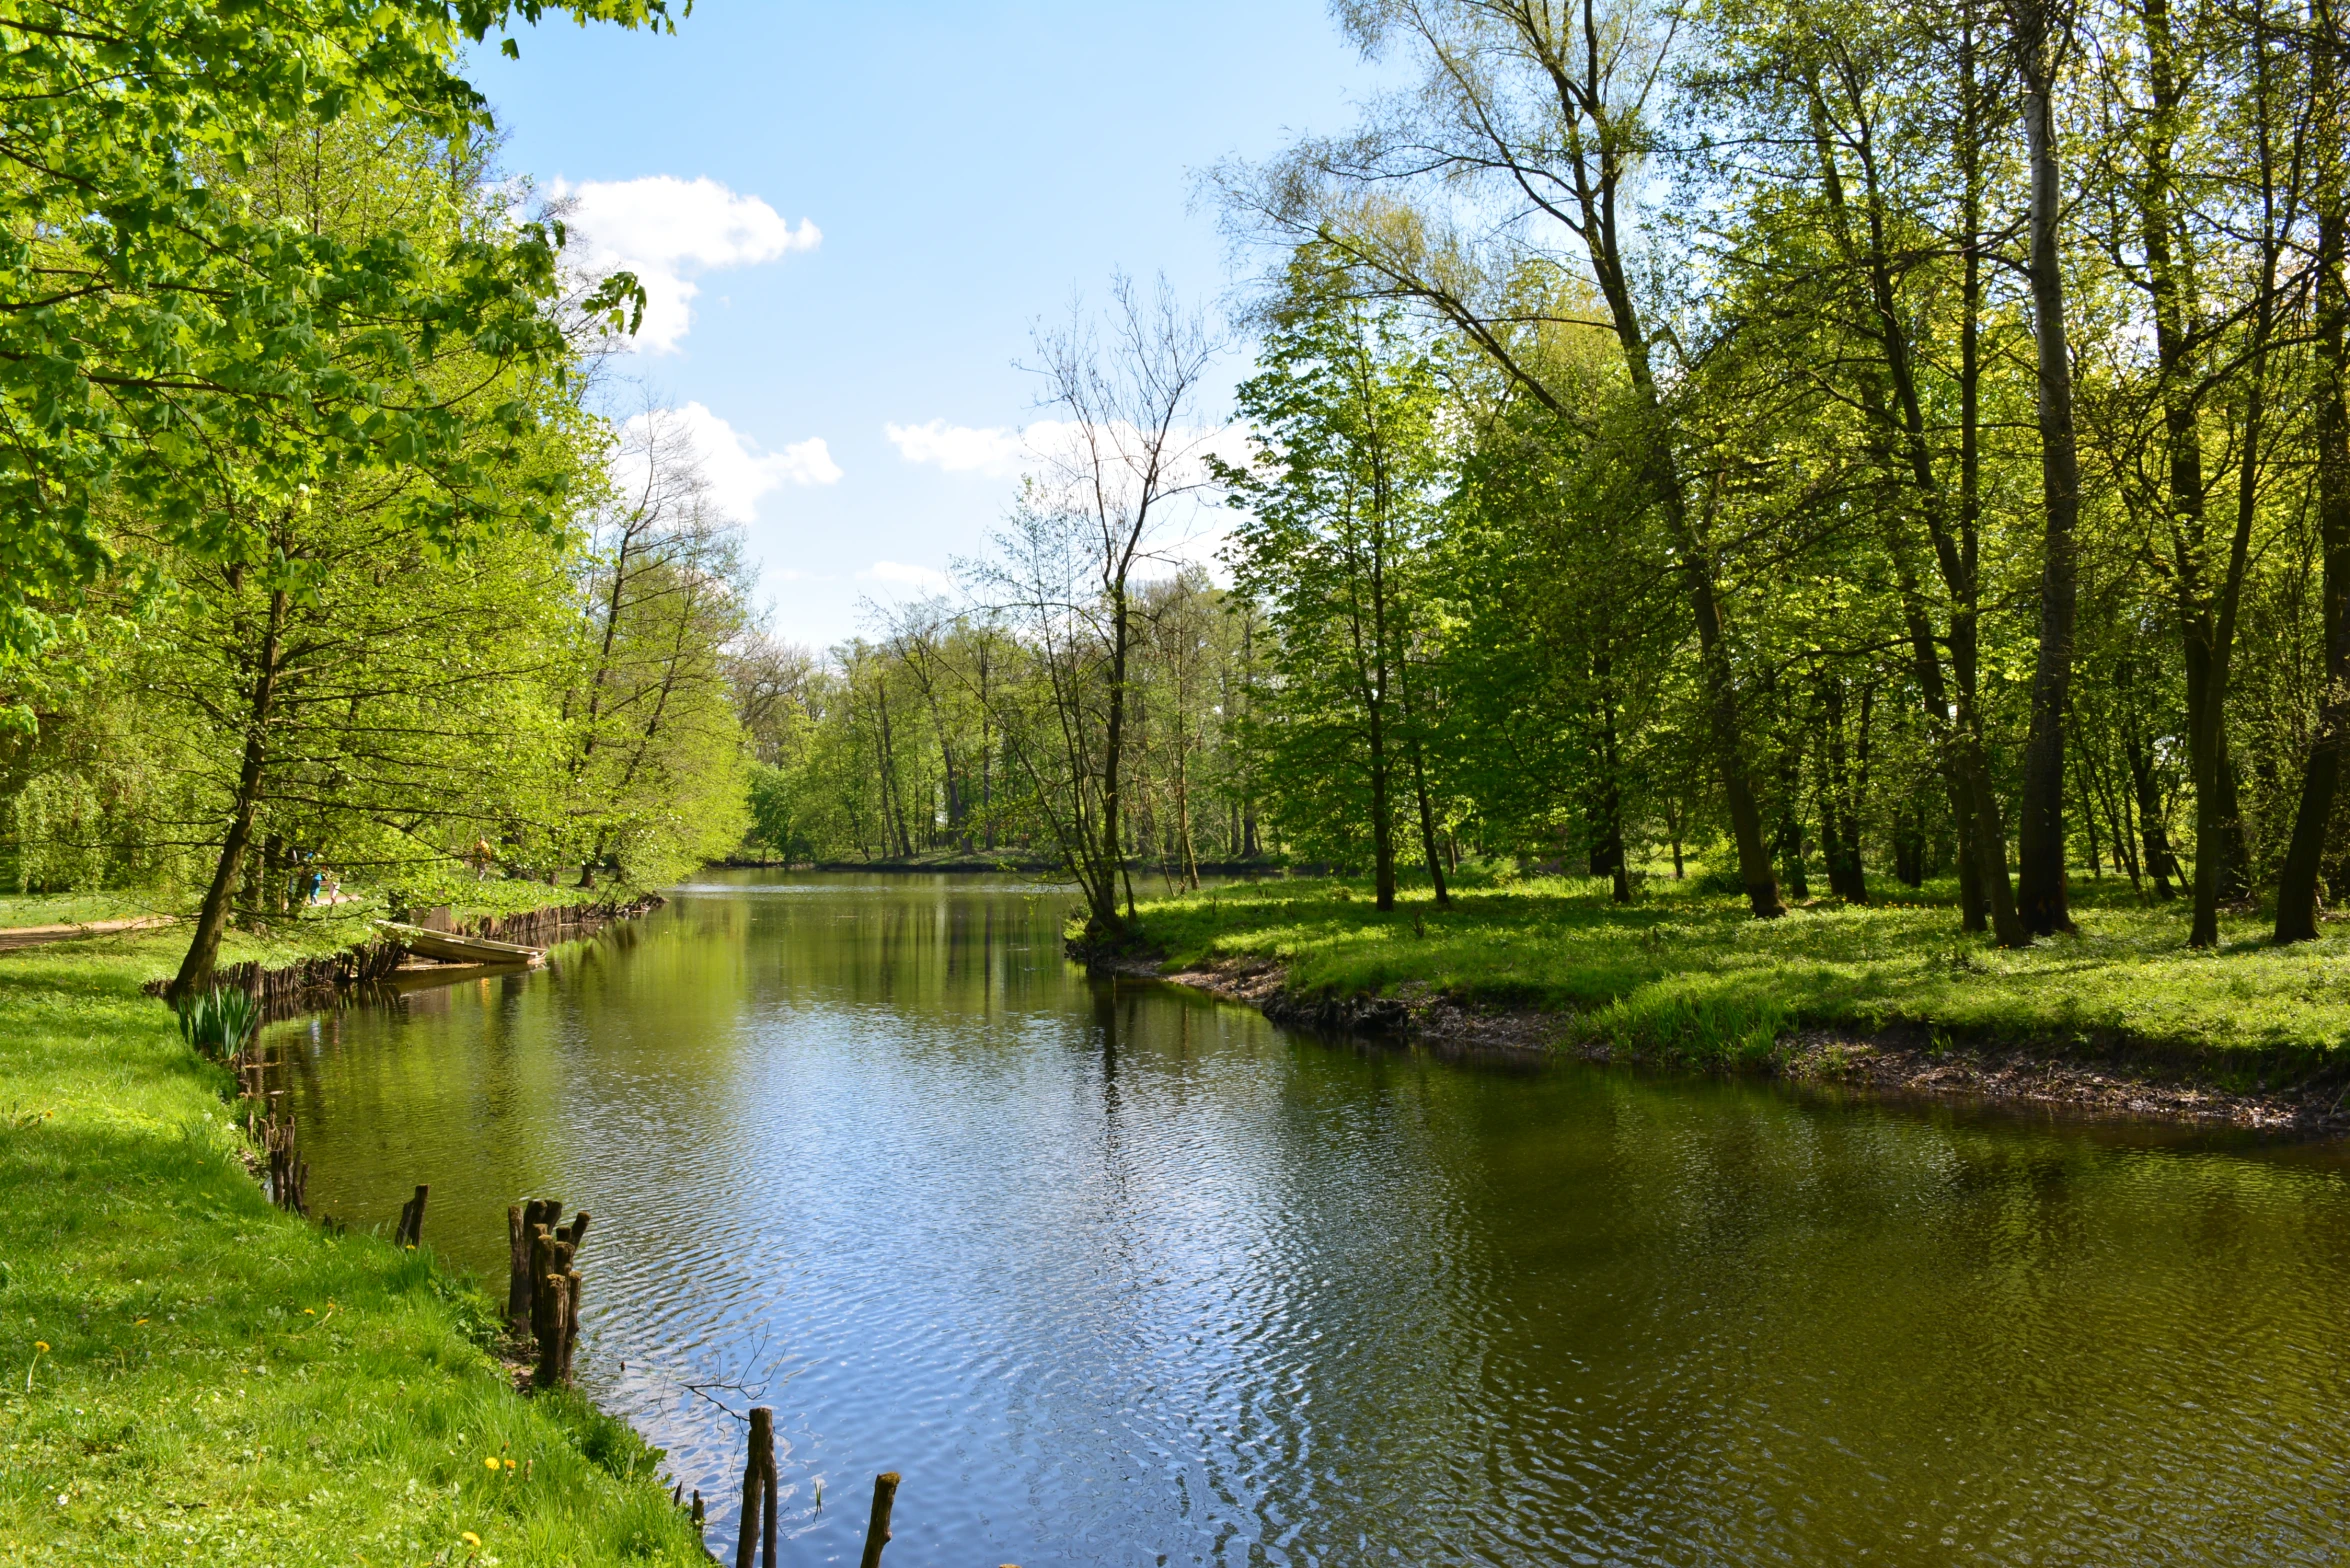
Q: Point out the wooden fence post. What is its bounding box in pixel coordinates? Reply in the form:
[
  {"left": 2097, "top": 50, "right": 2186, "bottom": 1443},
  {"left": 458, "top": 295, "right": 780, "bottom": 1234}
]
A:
[
  {"left": 859, "top": 1472, "right": 900, "bottom": 1568},
  {"left": 736, "top": 1407, "right": 777, "bottom": 1568},
  {"left": 759, "top": 1411, "right": 779, "bottom": 1568},
  {"left": 515, "top": 1203, "right": 591, "bottom": 1387},
  {"left": 509, "top": 1198, "right": 562, "bottom": 1335},
  {"left": 395, "top": 1184, "right": 428, "bottom": 1248},
  {"left": 560, "top": 1267, "right": 583, "bottom": 1382},
  {"left": 262, "top": 1115, "right": 308, "bottom": 1216},
  {"left": 533, "top": 1269, "right": 568, "bottom": 1389},
  {"left": 506, "top": 1205, "right": 530, "bottom": 1330}
]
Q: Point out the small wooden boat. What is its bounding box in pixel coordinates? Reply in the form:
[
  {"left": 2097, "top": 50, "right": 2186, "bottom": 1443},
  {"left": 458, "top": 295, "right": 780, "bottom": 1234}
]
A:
[{"left": 378, "top": 921, "right": 545, "bottom": 967}]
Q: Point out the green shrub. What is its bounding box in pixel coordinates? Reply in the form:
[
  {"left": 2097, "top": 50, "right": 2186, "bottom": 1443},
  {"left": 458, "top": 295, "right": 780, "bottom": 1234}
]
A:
[{"left": 173, "top": 985, "right": 259, "bottom": 1060}]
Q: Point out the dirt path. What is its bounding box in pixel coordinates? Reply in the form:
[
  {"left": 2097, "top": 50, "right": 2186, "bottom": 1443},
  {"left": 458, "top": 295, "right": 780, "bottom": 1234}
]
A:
[{"left": 0, "top": 915, "right": 174, "bottom": 954}]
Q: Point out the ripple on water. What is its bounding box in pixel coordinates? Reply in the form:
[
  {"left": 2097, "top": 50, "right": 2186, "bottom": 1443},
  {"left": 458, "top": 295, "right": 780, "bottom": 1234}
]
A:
[{"left": 279, "top": 873, "right": 2350, "bottom": 1566}]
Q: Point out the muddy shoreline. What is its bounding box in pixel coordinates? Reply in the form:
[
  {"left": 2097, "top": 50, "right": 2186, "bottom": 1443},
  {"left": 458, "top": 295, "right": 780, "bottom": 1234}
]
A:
[
  {"left": 1094, "top": 951, "right": 2350, "bottom": 1137},
  {"left": 140, "top": 894, "right": 667, "bottom": 1013}
]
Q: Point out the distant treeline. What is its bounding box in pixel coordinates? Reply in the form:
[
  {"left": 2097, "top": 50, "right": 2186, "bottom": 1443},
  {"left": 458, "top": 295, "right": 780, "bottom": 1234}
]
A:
[{"left": 757, "top": 0, "right": 2350, "bottom": 954}]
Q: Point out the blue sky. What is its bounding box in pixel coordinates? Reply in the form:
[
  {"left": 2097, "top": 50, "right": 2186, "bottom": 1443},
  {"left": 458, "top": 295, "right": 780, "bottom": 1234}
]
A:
[{"left": 479, "top": 2, "right": 1381, "bottom": 649}]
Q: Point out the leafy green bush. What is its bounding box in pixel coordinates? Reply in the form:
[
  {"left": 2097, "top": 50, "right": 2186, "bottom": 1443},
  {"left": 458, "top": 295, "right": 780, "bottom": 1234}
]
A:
[{"left": 174, "top": 986, "right": 259, "bottom": 1060}]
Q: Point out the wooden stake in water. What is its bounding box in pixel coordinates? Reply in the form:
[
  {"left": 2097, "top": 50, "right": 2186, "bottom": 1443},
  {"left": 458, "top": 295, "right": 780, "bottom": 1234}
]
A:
[
  {"left": 505, "top": 1204, "right": 529, "bottom": 1328},
  {"left": 508, "top": 1198, "right": 561, "bottom": 1333},
  {"left": 532, "top": 1269, "right": 569, "bottom": 1389},
  {"left": 737, "top": 1407, "right": 777, "bottom": 1568},
  {"left": 859, "top": 1472, "right": 900, "bottom": 1568},
  {"left": 394, "top": 1184, "right": 428, "bottom": 1248}
]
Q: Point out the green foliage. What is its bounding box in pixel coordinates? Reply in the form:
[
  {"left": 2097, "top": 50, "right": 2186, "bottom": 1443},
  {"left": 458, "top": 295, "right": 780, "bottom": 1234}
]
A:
[
  {"left": 1218, "top": 255, "right": 1454, "bottom": 890},
  {"left": 2, "top": 124, "right": 758, "bottom": 990},
  {"left": 0, "top": 930, "right": 706, "bottom": 1564},
  {"left": 548, "top": 406, "right": 755, "bottom": 886},
  {"left": 173, "top": 988, "right": 260, "bottom": 1063},
  {"left": 1137, "top": 877, "right": 2350, "bottom": 1069},
  {"left": 0, "top": 0, "right": 675, "bottom": 682},
  {"left": 1204, "top": 0, "right": 2350, "bottom": 945},
  {"left": 745, "top": 763, "right": 820, "bottom": 862}
]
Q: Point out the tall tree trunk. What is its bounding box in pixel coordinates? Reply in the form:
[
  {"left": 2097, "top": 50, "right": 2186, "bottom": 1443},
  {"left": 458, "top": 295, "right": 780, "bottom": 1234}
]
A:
[
  {"left": 1810, "top": 59, "right": 2013, "bottom": 938},
  {"left": 1398, "top": 644, "right": 1451, "bottom": 907},
  {"left": 1687, "top": 533, "right": 1782, "bottom": 916},
  {"left": 1575, "top": 137, "right": 1781, "bottom": 918},
  {"left": 1953, "top": 28, "right": 2007, "bottom": 940},
  {"left": 1367, "top": 691, "right": 1397, "bottom": 910},
  {"left": 172, "top": 587, "right": 288, "bottom": 1001},
  {"left": 1594, "top": 680, "right": 1631, "bottom": 904},
  {"left": 2013, "top": 0, "right": 2084, "bottom": 936},
  {"left": 1410, "top": 740, "right": 1450, "bottom": 907},
  {"left": 1776, "top": 700, "right": 1810, "bottom": 900},
  {"left": 2188, "top": 27, "right": 2278, "bottom": 945},
  {"left": 2280, "top": 12, "right": 2350, "bottom": 939},
  {"left": 2122, "top": 722, "right": 2179, "bottom": 899},
  {"left": 1096, "top": 593, "right": 1133, "bottom": 936}
]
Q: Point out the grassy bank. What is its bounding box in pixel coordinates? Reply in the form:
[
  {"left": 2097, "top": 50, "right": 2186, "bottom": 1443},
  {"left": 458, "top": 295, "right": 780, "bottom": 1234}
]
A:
[
  {"left": 0, "top": 878, "right": 655, "bottom": 974},
  {"left": 1131, "top": 872, "right": 2350, "bottom": 1080},
  {"left": 0, "top": 929, "right": 706, "bottom": 1566}
]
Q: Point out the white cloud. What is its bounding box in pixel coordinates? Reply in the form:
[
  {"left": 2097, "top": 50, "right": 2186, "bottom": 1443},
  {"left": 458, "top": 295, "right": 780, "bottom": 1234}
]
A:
[
  {"left": 616, "top": 401, "right": 839, "bottom": 524},
  {"left": 884, "top": 420, "right": 1026, "bottom": 478},
  {"left": 886, "top": 417, "right": 1249, "bottom": 487},
  {"left": 555, "top": 175, "right": 819, "bottom": 354},
  {"left": 859, "top": 560, "right": 955, "bottom": 592}
]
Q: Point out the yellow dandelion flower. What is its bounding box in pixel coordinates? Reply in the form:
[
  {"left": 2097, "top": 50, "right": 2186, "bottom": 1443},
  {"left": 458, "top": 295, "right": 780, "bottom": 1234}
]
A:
[
  {"left": 303, "top": 1308, "right": 316, "bottom": 1316},
  {"left": 484, "top": 1456, "right": 501, "bottom": 1470},
  {"left": 503, "top": 1459, "right": 516, "bottom": 1471},
  {"left": 33, "top": 1342, "right": 47, "bottom": 1353},
  {"left": 134, "top": 1318, "right": 148, "bottom": 1326},
  {"left": 461, "top": 1531, "right": 482, "bottom": 1548}
]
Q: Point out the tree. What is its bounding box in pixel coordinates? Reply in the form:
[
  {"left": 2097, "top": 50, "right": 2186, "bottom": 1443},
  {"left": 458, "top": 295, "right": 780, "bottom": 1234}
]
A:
[
  {"left": 1220, "top": 0, "right": 1789, "bottom": 918},
  {"left": 2277, "top": 0, "right": 2350, "bottom": 942},
  {"left": 558, "top": 404, "right": 754, "bottom": 887},
  {"left": 966, "top": 276, "right": 1219, "bottom": 939},
  {"left": 1221, "top": 264, "right": 1453, "bottom": 908},
  {"left": 0, "top": 0, "right": 666, "bottom": 687},
  {"left": 2008, "top": 0, "right": 2090, "bottom": 936}
]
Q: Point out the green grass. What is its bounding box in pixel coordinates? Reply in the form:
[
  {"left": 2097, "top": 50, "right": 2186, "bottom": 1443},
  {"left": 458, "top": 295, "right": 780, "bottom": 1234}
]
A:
[
  {"left": 0, "top": 893, "right": 166, "bottom": 930},
  {"left": 0, "top": 929, "right": 707, "bottom": 1565},
  {"left": 0, "top": 877, "right": 655, "bottom": 975},
  {"left": 1134, "top": 869, "right": 2350, "bottom": 1078}
]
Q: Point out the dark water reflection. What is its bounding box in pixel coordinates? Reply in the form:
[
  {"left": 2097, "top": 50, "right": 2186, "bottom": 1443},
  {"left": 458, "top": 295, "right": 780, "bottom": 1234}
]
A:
[{"left": 277, "top": 871, "right": 2350, "bottom": 1565}]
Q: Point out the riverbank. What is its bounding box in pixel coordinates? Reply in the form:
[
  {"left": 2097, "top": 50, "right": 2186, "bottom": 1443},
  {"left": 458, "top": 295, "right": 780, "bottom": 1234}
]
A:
[
  {"left": 0, "top": 926, "right": 709, "bottom": 1564},
  {"left": 726, "top": 850, "right": 1294, "bottom": 877},
  {"left": 1108, "top": 875, "right": 2350, "bottom": 1133}
]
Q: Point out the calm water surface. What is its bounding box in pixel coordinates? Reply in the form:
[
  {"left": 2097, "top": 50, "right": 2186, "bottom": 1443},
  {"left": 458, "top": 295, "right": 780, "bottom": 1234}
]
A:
[{"left": 277, "top": 871, "right": 2350, "bottom": 1565}]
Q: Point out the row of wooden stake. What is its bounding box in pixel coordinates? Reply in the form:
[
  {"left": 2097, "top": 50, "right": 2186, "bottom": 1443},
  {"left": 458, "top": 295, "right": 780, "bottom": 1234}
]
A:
[
  {"left": 507, "top": 1197, "right": 589, "bottom": 1387},
  {"left": 727, "top": 1408, "right": 908, "bottom": 1568},
  {"left": 295, "top": 1184, "right": 969, "bottom": 1565},
  {"left": 258, "top": 1111, "right": 308, "bottom": 1217}
]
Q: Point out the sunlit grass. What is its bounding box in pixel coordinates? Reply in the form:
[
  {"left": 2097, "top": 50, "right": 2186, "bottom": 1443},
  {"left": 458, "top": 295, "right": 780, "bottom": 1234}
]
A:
[
  {"left": 1136, "top": 868, "right": 2350, "bottom": 1075},
  {"left": 0, "top": 929, "right": 705, "bottom": 1565},
  {"left": 0, "top": 877, "right": 657, "bottom": 973},
  {"left": 0, "top": 892, "right": 167, "bottom": 930}
]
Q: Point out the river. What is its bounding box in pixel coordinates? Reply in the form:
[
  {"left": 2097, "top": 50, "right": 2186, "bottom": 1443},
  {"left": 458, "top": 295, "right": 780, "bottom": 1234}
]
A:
[{"left": 276, "top": 870, "right": 2350, "bottom": 1565}]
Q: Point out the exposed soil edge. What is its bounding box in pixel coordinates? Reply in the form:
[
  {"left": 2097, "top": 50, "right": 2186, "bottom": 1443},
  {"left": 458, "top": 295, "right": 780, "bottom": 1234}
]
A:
[
  {"left": 138, "top": 894, "right": 668, "bottom": 1011},
  {"left": 1078, "top": 946, "right": 2350, "bottom": 1136}
]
